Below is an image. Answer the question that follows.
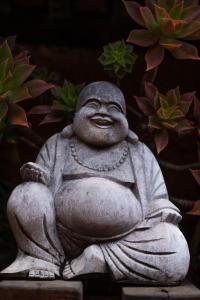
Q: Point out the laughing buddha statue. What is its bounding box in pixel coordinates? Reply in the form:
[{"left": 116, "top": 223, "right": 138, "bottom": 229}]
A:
[{"left": 2, "top": 81, "right": 190, "bottom": 284}]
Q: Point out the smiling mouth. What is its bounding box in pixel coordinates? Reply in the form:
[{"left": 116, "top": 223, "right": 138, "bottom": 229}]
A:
[{"left": 90, "top": 116, "right": 114, "bottom": 129}]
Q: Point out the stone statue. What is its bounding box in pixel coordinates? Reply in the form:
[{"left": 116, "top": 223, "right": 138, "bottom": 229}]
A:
[{"left": 1, "top": 81, "right": 190, "bottom": 284}]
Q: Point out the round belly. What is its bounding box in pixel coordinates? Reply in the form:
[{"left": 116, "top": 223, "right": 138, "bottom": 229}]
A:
[{"left": 55, "top": 177, "right": 142, "bottom": 239}]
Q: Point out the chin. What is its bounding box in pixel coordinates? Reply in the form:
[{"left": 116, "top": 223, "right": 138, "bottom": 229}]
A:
[{"left": 73, "top": 116, "right": 129, "bottom": 147}]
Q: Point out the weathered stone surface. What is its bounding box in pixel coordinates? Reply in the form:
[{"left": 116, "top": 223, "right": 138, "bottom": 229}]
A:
[
  {"left": 122, "top": 281, "right": 200, "bottom": 300},
  {"left": 0, "top": 280, "right": 83, "bottom": 300},
  {"left": 1, "top": 81, "right": 190, "bottom": 284}
]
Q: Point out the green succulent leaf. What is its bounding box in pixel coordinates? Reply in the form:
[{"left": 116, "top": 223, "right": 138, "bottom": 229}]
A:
[{"left": 98, "top": 40, "right": 137, "bottom": 82}]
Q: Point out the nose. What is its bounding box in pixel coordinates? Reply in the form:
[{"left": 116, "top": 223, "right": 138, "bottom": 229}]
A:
[{"left": 98, "top": 104, "right": 109, "bottom": 115}]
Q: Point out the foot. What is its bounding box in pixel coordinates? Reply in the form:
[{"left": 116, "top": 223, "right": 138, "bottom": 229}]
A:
[
  {"left": 62, "top": 244, "right": 108, "bottom": 279},
  {"left": 29, "top": 270, "right": 55, "bottom": 279}
]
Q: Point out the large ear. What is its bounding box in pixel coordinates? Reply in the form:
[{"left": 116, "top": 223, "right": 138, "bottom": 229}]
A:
[
  {"left": 126, "top": 129, "right": 139, "bottom": 144},
  {"left": 61, "top": 124, "right": 74, "bottom": 138}
]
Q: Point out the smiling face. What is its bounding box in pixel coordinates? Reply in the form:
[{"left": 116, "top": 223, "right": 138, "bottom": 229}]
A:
[{"left": 72, "top": 82, "right": 129, "bottom": 147}]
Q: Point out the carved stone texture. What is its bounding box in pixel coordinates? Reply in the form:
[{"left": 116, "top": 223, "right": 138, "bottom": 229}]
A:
[
  {"left": 0, "top": 280, "right": 83, "bottom": 300},
  {"left": 1, "top": 81, "right": 190, "bottom": 284},
  {"left": 122, "top": 281, "right": 200, "bottom": 300}
]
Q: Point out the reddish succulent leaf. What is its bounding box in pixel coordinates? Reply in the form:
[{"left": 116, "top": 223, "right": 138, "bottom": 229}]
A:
[
  {"left": 175, "top": 119, "right": 193, "bottom": 133},
  {"left": 0, "top": 58, "right": 10, "bottom": 81},
  {"left": 154, "top": 4, "right": 170, "bottom": 21},
  {"left": 9, "top": 64, "right": 36, "bottom": 89},
  {"left": 142, "top": 66, "right": 158, "bottom": 83},
  {"left": 187, "top": 200, "right": 200, "bottom": 216},
  {"left": 169, "top": 2, "right": 184, "bottom": 18},
  {"left": 122, "top": 1, "right": 145, "bottom": 26},
  {"left": 190, "top": 169, "right": 200, "bottom": 186},
  {"left": 193, "top": 96, "right": 200, "bottom": 121},
  {"left": 8, "top": 103, "right": 29, "bottom": 127},
  {"left": 179, "top": 101, "right": 192, "bottom": 114},
  {"left": 159, "top": 39, "right": 182, "bottom": 50},
  {"left": 134, "top": 96, "right": 155, "bottom": 116},
  {"left": 127, "top": 29, "right": 158, "bottom": 47},
  {"left": 166, "top": 88, "right": 178, "bottom": 106},
  {"left": 170, "top": 41, "right": 200, "bottom": 60},
  {"left": 162, "top": 120, "right": 177, "bottom": 129},
  {"left": 181, "top": 91, "right": 196, "bottom": 102},
  {"left": 0, "top": 41, "right": 13, "bottom": 67},
  {"left": 24, "top": 80, "right": 54, "bottom": 98},
  {"left": 148, "top": 116, "right": 162, "bottom": 129},
  {"left": 40, "top": 114, "right": 63, "bottom": 125},
  {"left": 14, "top": 50, "right": 30, "bottom": 66},
  {"left": 183, "top": 5, "right": 200, "bottom": 22},
  {"left": 144, "top": 81, "right": 158, "bottom": 101},
  {"left": 10, "top": 87, "right": 32, "bottom": 103},
  {"left": 179, "top": 21, "right": 200, "bottom": 39},
  {"left": 140, "top": 7, "right": 157, "bottom": 31},
  {"left": 160, "top": 17, "right": 175, "bottom": 36},
  {"left": 28, "top": 105, "right": 52, "bottom": 115},
  {"left": 145, "top": 44, "right": 165, "bottom": 70},
  {"left": 154, "top": 129, "right": 169, "bottom": 154},
  {"left": 0, "top": 100, "right": 8, "bottom": 121}
]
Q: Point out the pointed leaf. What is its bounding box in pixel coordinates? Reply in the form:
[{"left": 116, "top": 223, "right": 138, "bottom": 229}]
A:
[
  {"left": 134, "top": 96, "right": 155, "bottom": 116},
  {"left": 39, "top": 114, "right": 63, "bottom": 125},
  {"left": 159, "top": 39, "right": 182, "bottom": 50},
  {"left": 148, "top": 116, "right": 162, "bottom": 129},
  {"left": 122, "top": 1, "right": 145, "bottom": 26},
  {"left": 0, "top": 58, "right": 10, "bottom": 81},
  {"left": 0, "top": 100, "right": 8, "bottom": 121},
  {"left": 166, "top": 88, "right": 178, "bottom": 106},
  {"left": 8, "top": 104, "right": 28, "bottom": 127},
  {"left": 190, "top": 169, "right": 200, "bottom": 186},
  {"left": 170, "top": 41, "right": 200, "bottom": 60},
  {"left": 9, "top": 87, "right": 32, "bottom": 103},
  {"left": 193, "top": 96, "right": 200, "bottom": 121},
  {"left": 0, "top": 41, "right": 13, "bottom": 67},
  {"left": 154, "top": 4, "right": 170, "bottom": 21},
  {"left": 140, "top": 7, "right": 157, "bottom": 31},
  {"left": 5, "top": 64, "right": 35, "bottom": 91},
  {"left": 144, "top": 81, "right": 158, "bottom": 101},
  {"left": 127, "top": 29, "right": 158, "bottom": 47},
  {"left": 183, "top": 5, "right": 200, "bottom": 22},
  {"left": 24, "top": 80, "right": 54, "bottom": 98},
  {"left": 145, "top": 44, "right": 165, "bottom": 70},
  {"left": 14, "top": 51, "right": 30, "bottom": 66},
  {"left": 179, "top": 101, "right": 192, "bottom": 114},
  {"left": 187, "top": 200, "right": 200, "bottom": 215},
  {"left": 160, "top": 17, "right": 175, "bottom": 36},
  {"left": 175, "top": 119, "right": 193, "bottom": 133},
  {"left": 179, "top": 21, "right": 200, "bottom": 39},
  {"left": 154, "top": 129, "right": 169, "bottom": 154},
  {"left": 170, "top": 2, "right": 184, "bottom": 19},
  {"left": 28, "top": 105, "right": 52, "bottom": 115}
]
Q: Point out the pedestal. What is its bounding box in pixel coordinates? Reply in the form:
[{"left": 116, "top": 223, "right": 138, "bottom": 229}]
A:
[
  {"left": 122, "top": 281, "right": 200, "bottom": 300},
  {"left": 0, "top": 280, "right": 83, "bottom": 300}
]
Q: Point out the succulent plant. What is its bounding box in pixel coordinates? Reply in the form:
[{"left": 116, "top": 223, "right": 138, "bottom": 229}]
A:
[
  {"left": 134, "top": 81, "right": 194, "bottom": 153},
  {"left": 28, "top": 81, "right": 85, "bottom": 124},
  {"left": 0, "top": 41, "right": 53, "bottom": 142},
  {"left": 98, "top": 40, "right": 137, "bottom": 84},
  {"left": 123, "top": 0, "right": 200, "bottom": 70}
]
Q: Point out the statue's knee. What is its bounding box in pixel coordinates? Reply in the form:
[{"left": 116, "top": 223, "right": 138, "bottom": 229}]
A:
[
  {"left": 7, "top": 182, "right": 53, "bottom": 215},
  {"left": 156, "top": 222, "right": 190, "bottom": 282}
]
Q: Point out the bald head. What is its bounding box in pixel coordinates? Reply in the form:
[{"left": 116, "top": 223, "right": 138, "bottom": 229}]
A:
[{"left": 76, "top": 81, "right": 126, "bottom": 114}]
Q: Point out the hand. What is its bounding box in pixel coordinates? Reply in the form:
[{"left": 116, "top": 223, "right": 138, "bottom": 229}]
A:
[
  {"left": 20, "top": 162, "right": 50, "bottom": 185},
  {"left": 161, "top": 209, "right": 182, "bottom": 225}
]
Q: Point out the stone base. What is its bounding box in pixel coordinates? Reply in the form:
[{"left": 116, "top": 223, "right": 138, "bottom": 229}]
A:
[
  {"left": 122, "top": 281, "right": 200, "bottom": 300},
  {"left": 0, "top": 280, "right": 83, "bottom": 300}
]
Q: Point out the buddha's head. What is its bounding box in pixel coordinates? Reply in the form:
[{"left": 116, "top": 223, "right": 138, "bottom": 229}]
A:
[{"left": 72, "top": 81, "right": 129, "bottom": 147}]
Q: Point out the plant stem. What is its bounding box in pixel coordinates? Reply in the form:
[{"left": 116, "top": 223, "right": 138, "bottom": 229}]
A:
[{"left": 158, "top": 160, "right": 200, "bottom": 171}]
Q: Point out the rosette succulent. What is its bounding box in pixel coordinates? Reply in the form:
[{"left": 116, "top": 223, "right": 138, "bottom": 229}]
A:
[
  {"left": 134, "top": 81, "right": 194, "bottom": 153},
  {"left": 98, "top": 40, "right": 137, "bottom": 84},
  {"left": 123, "top": 0, "right": 200, "bottom": 70},
  {"left": 0, "top": 40, "right": 53, "bottom": 141},
  {"left": 29, "top": 81, "right": 85, "bottom": 124}
]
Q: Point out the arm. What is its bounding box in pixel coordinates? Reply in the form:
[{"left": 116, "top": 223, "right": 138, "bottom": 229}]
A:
[{"left": 20, "top": 134, "right": 59, "bottom": 186}]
